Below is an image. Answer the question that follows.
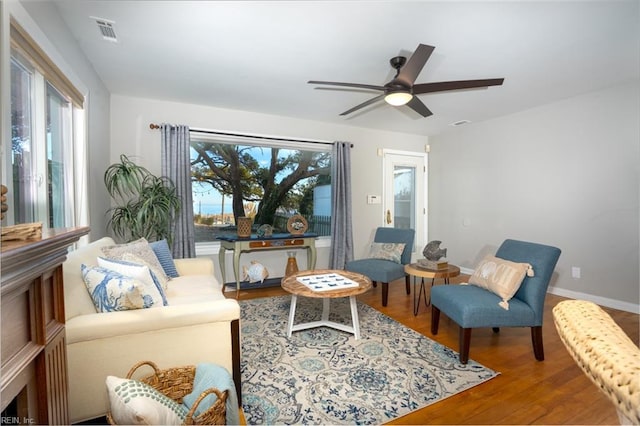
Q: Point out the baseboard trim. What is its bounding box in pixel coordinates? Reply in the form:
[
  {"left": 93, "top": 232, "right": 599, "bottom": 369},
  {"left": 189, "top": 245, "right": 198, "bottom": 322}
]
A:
[
  {"left": 547, "top": 287, "right": 639, "bottom": 314},
  {"left": 459, "top": 267, "right": 638, "bottom": 314}
]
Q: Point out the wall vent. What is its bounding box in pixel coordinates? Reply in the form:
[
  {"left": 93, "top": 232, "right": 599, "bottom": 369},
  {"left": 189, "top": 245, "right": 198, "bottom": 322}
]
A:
[{"left": 91, "top": 17, "right": 117, "bottom": 42}]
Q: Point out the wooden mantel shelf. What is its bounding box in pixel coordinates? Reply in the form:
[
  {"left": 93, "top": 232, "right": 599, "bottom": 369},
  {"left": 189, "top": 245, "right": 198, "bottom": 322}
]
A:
[{"left": 1, "top": 226, "right": 90, "bottom": 424}]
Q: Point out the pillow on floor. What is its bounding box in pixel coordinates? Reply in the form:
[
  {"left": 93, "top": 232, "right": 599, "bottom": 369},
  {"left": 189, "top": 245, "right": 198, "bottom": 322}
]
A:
[
  {"left": 150, "top": 239, "right": 179, "bottom": 278},
  {"left": 106, "top": 376, "right": 187, "bottom": 425},
  {"left": 81, "top": 264, "right": 151, "bottom": 312},
  {"left": 368, "top": 242, "right": 406, "bottom": 264},
  {"left": 97, "top": 256, "right": 168, "bottom": 306},
  {"left": 468, "top": 255, "right": 534, "bottom": 310},
  {"left": 101, "top": 238, "right": 170, "bottom": 289}
]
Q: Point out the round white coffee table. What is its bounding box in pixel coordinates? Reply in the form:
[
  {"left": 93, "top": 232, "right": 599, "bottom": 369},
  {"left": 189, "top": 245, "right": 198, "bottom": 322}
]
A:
[{"left": 281, "top": 269, "right": 372, "bottom": 340}]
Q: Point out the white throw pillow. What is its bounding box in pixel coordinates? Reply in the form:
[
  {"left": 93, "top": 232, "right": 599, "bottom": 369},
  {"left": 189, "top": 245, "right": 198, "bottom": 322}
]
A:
[
  {"left": 97, "top": 256, "right": 168, "bottom": 306},
  {"left": 106, "top": 376, "right": 187, "bottom": 425},
  {"left": 101, "top": 238, "right": 170, "bottom": 289},
  {"left": 468, "top": 255, "right": 534, "bottom": 310}
]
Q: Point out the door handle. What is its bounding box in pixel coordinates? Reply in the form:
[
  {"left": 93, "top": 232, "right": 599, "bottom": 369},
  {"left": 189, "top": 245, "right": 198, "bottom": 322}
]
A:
[{"left": 386, "top": 209, "right": 392, "bottom": 224}]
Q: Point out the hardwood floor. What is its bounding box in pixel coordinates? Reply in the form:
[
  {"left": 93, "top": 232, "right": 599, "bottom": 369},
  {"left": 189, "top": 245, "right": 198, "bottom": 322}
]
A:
[{"left": 230, "top": 274, "right": 639, "bottom": 425}]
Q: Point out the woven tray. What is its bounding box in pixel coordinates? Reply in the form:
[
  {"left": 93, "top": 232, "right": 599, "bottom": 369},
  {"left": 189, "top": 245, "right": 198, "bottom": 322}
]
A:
[{"left": 107, "top": 360, "right": 227, "bottom": 425}]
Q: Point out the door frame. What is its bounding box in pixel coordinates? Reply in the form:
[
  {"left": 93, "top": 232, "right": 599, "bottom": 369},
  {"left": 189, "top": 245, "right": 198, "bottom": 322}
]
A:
[{"left": 381, "top": 148, "right": 428, "bottom": 259}]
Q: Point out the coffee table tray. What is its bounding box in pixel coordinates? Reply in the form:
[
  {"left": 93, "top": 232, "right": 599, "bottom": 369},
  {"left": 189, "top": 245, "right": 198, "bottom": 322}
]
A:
[{"left": 296, "top": 272, "right": 359, "bottom": 292}]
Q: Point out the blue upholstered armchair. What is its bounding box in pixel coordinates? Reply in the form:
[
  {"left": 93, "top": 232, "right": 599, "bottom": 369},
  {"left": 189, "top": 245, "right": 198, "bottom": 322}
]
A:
[
  {"left": 345, "top": 227, "right": 415, "bottom": 307},
  {"left": 431, "top": 239, "right": 561, "bottom": 364}
]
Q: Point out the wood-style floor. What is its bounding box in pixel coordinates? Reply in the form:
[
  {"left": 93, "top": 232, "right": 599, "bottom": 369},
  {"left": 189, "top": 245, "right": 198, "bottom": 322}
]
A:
[{"left": 230, "top": 274, "right": 639, "bottom": 425}]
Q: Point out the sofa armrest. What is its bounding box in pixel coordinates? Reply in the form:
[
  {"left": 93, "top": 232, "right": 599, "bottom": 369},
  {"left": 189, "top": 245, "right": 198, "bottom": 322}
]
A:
[
  {"left": 66, "top": 298, "right": 239, "bottom": 344},
  {"left": 174, "top": 257, "right": 215, "bottom": 276}
]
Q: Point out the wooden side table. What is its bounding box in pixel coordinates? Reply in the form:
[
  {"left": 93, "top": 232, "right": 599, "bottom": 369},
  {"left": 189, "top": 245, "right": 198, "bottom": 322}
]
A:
[
  {"left": 404, "top": 263, "right": 460, "bottom": 315},
  {"left": 281, "top": 269, "right": 372, "bottom": 339}
]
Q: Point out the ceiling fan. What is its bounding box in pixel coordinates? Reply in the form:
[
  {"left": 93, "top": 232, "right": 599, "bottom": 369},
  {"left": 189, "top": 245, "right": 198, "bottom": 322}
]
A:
[{"left": 308, "top": 44, "right": 504, "bottom": 118}]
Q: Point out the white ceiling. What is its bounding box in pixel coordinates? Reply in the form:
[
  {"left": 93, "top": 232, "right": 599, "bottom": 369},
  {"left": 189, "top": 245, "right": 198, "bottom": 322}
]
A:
[{"left": 50, "top": 0, "right": 639, "bottom": 136}]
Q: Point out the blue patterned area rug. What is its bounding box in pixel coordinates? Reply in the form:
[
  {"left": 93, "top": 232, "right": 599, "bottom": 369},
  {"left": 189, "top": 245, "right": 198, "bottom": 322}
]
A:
[{"left": 240, "top": 296, "right": 499, "bottom": 425}]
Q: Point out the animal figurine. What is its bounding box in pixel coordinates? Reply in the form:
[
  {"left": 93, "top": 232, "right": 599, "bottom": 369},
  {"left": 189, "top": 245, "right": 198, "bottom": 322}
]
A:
[
  {"left": 242, "top": 261, "right": 269, "bottom": 283},
  {"left": 423, "top": 240, "right": 447, "bottom": 261}
]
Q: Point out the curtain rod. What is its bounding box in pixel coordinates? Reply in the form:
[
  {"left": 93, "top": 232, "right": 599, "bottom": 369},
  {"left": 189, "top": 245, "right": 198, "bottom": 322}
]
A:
[{"left": 149, "top": 123, "right": 352, "bottom": 147}]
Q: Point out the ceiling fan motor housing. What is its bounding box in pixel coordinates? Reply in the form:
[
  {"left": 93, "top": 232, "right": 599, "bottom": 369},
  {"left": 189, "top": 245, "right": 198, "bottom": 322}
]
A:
[
  {"left": 384, "top": 81, "right": 412, "bottom": 96},
  {"left": 390, "top": 56, "right": 407, "bottom": 72}
]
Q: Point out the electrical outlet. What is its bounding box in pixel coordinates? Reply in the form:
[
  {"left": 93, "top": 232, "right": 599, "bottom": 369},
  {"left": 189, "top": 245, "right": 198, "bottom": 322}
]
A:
[{"left": 571, "top": 266, "right": 581, "bottom": 279}]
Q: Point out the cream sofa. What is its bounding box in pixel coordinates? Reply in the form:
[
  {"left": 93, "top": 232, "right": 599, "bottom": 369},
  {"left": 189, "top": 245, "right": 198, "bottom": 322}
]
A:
[{"left": 62, "top": 237, "right": 241, "bottom": 423}]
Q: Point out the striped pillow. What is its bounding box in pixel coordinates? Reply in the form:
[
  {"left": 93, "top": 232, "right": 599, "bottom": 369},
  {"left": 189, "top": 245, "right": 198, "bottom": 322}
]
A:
[{"left": 150, "top": 239, "right": 179, "bottom": 278}]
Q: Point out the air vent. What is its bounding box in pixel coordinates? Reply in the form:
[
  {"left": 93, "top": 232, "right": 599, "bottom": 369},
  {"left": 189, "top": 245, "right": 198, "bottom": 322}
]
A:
[
  {"left": 91, "top": 17, "right": 117, "bottom": 42},
  {"left": 450, "top": 120, "right": 471, "bottom": 126}
]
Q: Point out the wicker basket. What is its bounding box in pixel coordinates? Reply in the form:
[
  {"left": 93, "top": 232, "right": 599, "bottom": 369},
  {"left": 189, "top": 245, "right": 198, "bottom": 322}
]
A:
[{"left": 107, "top": 361, "right": 227, "bottom": 425}]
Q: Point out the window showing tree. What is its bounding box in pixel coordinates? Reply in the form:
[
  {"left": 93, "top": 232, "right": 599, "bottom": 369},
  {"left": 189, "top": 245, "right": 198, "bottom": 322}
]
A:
[{"left": 190, "top": 138, "right": 332, "bottom": 242}]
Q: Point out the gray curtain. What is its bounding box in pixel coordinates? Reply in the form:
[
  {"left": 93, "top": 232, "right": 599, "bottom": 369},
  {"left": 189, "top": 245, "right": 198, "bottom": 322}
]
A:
[
  {"left": 160, "top": 124, "right": 196, "bottom": 258},
  {"left": 329, "top": 141, "right": 354, "bottom": 269}
]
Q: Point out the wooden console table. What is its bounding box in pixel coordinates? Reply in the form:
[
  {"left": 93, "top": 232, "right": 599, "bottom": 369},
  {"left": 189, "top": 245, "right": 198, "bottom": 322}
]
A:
[
  {"left": 1, "top": 226, "right": 89, "bottom": 425},
  {"left": 216, "top": 233, "right": 318, "bottom": 297}
]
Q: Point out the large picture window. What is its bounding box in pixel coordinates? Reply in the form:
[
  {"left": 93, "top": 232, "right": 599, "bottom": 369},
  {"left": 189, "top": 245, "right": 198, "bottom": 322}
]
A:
[{"left": 190, "top": 135, "right": 332, "bottom": 243}]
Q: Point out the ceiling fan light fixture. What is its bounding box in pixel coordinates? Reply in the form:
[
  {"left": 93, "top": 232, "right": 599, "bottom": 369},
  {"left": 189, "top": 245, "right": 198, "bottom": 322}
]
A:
[{"left": 384, "top": 91, "right": 413, "bottom": 106}]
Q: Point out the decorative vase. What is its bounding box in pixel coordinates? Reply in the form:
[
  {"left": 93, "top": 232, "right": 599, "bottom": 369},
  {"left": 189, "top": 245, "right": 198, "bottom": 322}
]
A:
[
  {"left": 285, "top": 251, "right": 299, "bottom": 276},
  {"left": 237, "top": 216, "right": 252, "bottom": 238}
]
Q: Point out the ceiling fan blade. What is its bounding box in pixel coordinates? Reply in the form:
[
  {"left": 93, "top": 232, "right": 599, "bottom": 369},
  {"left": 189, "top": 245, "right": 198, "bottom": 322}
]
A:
[
  {"left": 308, "top": 80, "right": 385, "bottom": 91},
  {"left": 339, "top": 94, "right": 385, "bottom": 116},
  {"left": 413, "top": 78, "right": 505, "bottom": 94},
  {"left": 395, "top": 44, "right": 435, "bottom": 87},
  {"left": 406, "top": 96, "right": 432, "bottom": 117}
]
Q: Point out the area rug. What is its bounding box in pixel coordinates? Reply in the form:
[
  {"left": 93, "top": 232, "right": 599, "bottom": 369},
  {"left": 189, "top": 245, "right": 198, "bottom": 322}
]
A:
[{"left": 240, "top": 296, "right": 499, "bottom": 425}]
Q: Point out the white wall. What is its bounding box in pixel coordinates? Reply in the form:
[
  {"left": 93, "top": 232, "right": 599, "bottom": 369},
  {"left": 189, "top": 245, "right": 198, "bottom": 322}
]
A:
[
  {"left": 109, "top": 94, "right": 428, "bottom": 280},
  {"left": 430, "top": 81, "right": 640, "bottom": 312}
]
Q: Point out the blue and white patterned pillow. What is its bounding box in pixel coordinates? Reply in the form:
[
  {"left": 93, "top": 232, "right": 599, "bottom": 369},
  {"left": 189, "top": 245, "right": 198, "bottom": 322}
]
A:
[
  {"left": 150, "top": 239, "right": 179, "bottom": 278},
  {"left": 106, "top": 376, "right": 188, "bottom": 425},
  {"left": 97, "top": 257, "right": 168, "bottom": 306},
  {"left": 368, "top": 242, "right": 406, "bottom": 264},
  {"left": 81, "top": 264, "right": 154, "bottom": 312}
]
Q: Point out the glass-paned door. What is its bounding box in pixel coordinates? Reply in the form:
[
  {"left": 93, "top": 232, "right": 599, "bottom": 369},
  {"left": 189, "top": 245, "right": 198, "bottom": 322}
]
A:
[
  {"left": 393, "top": 165, "right": 416, "bottom": 230},
  {"left": 383, "top": 150, "right": 428, "bottom": 255}
]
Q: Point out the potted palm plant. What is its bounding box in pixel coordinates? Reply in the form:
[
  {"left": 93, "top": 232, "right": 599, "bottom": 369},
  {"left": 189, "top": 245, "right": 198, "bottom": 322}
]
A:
[{"left": 104, "top": 154, "right": 181, "bottom": 243}]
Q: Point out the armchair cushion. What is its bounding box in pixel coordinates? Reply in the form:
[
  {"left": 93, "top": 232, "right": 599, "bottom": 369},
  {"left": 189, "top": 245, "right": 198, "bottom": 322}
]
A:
[
  {"left": 368, "top": 242, "right": 406, "bottom": 264},
  {"left": 431, "top": 284, "right": 536, "bottom": 327},
  {"left": 468, "top": 255, "right": 533, "bottom": 310},
  {"left": 345, "top": 258, "right": 406, "bottom": 283}
]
